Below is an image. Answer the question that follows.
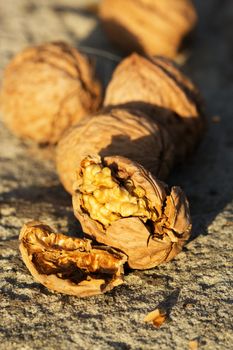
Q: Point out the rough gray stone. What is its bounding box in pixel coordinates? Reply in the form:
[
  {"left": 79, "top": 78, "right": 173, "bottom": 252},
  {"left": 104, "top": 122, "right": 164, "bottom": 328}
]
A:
[{"left": 0, "top": 1, "right": 233, "bottom": 349}]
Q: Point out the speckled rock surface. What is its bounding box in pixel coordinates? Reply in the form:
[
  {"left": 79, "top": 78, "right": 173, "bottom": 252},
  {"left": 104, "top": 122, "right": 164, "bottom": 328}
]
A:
[{"left": 0, "top": 1, "right": 233, "bottom": 349}]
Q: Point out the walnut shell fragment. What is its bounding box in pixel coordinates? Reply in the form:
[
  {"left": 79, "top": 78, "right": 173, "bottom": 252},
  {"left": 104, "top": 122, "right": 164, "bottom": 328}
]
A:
[
  {"left": 99, "top": 0, "right": 197, "bottom": 58},
  {"left": 144, "top": 308, "right": 167, "bottom": 328},
  {"left": 56, "top": 107, "right": 174, "bottom": 194},
  {"left": 104, "top": 54, "right": 205, "bottom": 159},
  {"left": 73, "top": 155, "right": 192, "bottom": 270},
  {"left": 19, "top": 221, "right": 126, "bottom": 297},
  {"left": 0, "top": 42, "right": 101, "bottom": 144}
]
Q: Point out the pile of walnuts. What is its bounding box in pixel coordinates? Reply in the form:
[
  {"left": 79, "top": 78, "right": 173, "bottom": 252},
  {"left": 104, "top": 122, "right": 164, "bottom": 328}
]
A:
[{"left": 0, "top": 0, "right": 205, "bottom": 297}]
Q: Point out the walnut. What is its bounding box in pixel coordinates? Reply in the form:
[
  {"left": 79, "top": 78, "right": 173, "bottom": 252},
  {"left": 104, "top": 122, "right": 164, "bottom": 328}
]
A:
[
  {"left": 72, "top": 155, "right": 191, "bottom": 270},
  {"left": 99, "top": 0, "right": 197, "bottom": 58},
  {"left": 56, "top": 107, "right": 174, "bottom": 194},
  {"left": 0, "top": 42, "right": 102, "bottom": 144},
  {"left": 19, "top": 221, "right": 126, "bottom": 297},
  {"left": 104, "top": 54, "right": 205, "bottom": 159}
]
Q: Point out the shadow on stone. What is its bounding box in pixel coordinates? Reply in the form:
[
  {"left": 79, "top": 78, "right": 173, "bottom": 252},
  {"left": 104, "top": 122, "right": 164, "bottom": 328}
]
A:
[{"left": 157, "top": 289, "right": 181, "bottom": 318}]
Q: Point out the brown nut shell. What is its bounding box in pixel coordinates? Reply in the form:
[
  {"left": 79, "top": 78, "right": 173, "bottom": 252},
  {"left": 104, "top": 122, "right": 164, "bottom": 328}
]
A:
[
  {"left": 104, "top": 54, "right": 205, "bottom": 159},
  {"left": 0, "top": 42, "right": 102, "bottom": 144},
  {"left": 73, "top": 155, "right": 192, "bottom": 270},
  {"left": 19, "top": 221, "right": 126, "bottom": 297},
  {"left": 56, "top": 107, "right": 174, "bottom": 194},
  {"left": 99, "top": 0, "right": 197, "bottom": 58}
]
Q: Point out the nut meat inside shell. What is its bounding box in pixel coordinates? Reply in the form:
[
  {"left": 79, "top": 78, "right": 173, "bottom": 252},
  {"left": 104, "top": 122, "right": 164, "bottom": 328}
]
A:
[
  {"left": 19, "top": 221, "right": 126, "bottom": 297},
  {"left": 73, "top": 155, "right": 192, "bottom": 269}
]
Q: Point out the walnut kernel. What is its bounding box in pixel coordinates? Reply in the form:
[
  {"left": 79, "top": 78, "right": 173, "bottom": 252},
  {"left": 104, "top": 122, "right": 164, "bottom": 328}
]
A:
[
  {"left": 19, "top": 221, "right": 126, "bottom": 297},
  {"left": 73, "top": 155, "right": 191, "bottom": 270}
]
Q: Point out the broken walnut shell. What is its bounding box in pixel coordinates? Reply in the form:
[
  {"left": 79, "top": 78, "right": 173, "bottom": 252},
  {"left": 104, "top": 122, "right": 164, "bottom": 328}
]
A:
[
  {"left": 19, "top": 221, "right": 126, "bottom": 297},
  {"left": 144, "top": 308, "right": 167, "bottom": 328},
  {"left": 56, "top": 107, "right": 174, "bottom": 194},
  {"left": 99, "top": 0, "right": 197, "bottom": 58},
  {"left": 104, "top": 53, "right": 205, "bottom": 160},
  {"left": 0, "top": 42, "right": 102, "bottom": 144},
  {"left": 73, "top": 155, "right": 192, "bottom": 270}
]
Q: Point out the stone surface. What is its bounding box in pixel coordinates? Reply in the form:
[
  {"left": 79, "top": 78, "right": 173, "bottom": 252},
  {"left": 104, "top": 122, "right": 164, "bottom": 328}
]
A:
[{"left": 0, "top": 1, "right": 233, "bottom": 349}]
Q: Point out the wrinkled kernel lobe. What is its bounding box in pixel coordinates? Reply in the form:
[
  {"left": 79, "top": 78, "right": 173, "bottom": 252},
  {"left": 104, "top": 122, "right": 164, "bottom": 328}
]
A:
[
  {"left": 23, "top": 225, "right": 123, "bottom": 275},
  {"left": 79, "top": 163, "right": 153, "bottom": 226}
]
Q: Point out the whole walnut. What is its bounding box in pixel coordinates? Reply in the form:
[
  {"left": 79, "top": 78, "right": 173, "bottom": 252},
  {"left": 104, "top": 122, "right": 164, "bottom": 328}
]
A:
[
  {"left": 104, "top": 54, "right": 205, "bottom": 159},
  {"left": 19, "top": 221, "right": 126, "bottom": 297},
  {"left": 0, "top": 42, "right": 102, "bottom": 144},
  {"left": 56, "top": 107, "right": 174, "bottom": 194},
  {"left": 73, "top": 155, "right": 192, "bottom": 269},
  {"left": 99, "top": 0, "right": 197, "bottom": 58}
]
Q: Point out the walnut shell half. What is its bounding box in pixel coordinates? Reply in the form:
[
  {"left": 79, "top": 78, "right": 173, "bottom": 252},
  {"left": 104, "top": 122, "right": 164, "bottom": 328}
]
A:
[
  {"left": 104, "top": 54, "right": 206, "bottom": 160},
  {"left": 56, "top": 107, "right": 174, "bottom": 194},
  {"left": 0, "top": 42, "right": 102, "bottom": 144},
  {"left": 99, "top": 0, "right": 197, "bottom": 58},
  {"left": 19, "top": 221, "right": 126, "bottom": 297},
  {"left": 73, "top": 155, "right": 192, "bottom": 270}
]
